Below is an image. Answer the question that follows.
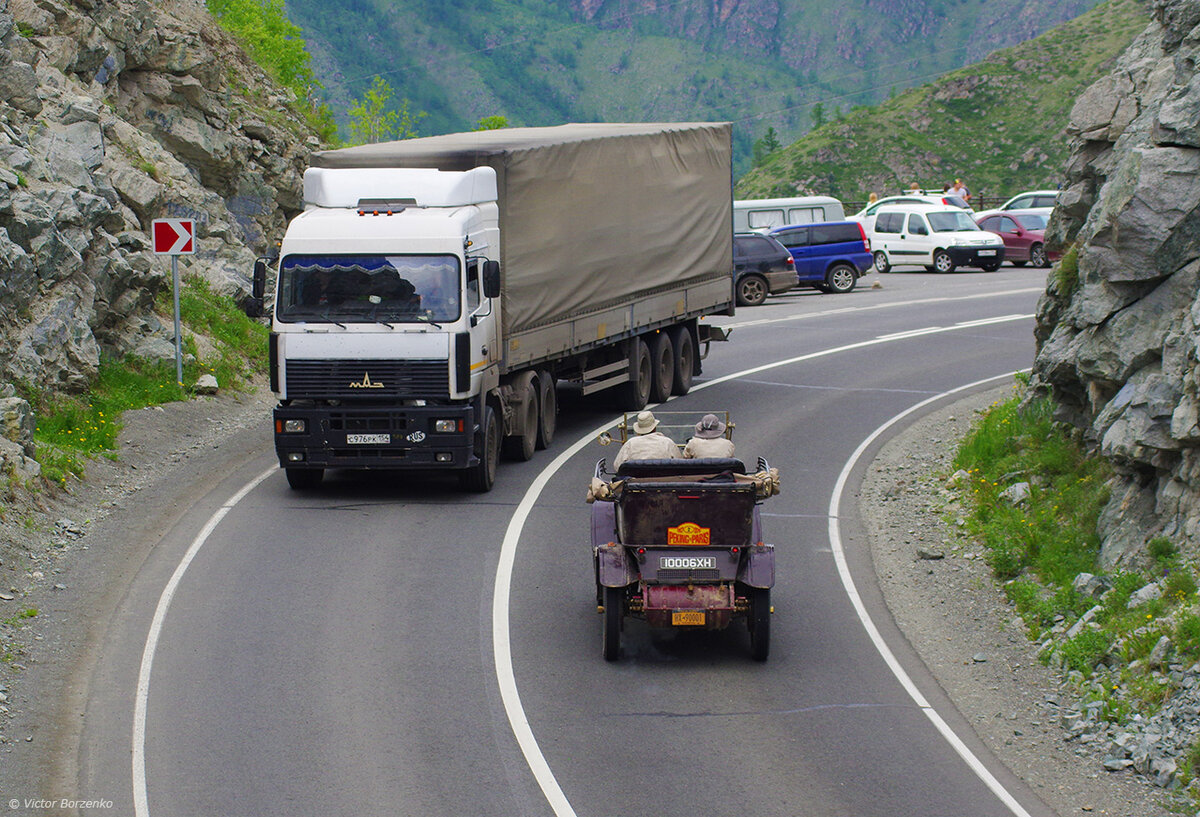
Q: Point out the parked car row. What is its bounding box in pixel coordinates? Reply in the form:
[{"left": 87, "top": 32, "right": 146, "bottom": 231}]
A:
[{"left": 731, "top": 189, "right": 1061, "bottom": 304}]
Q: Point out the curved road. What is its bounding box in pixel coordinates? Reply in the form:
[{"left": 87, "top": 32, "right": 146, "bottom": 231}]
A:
[{"left": 71, "top": 269, "right": 1048, "bottom": 817}]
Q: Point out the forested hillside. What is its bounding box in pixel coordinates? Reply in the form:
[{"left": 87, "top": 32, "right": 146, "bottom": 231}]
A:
[
  {"left": 735, "top": 0, "right": 1148, "bottom": 200},
  {"left": 282, "top": 0, "right": 1104, "bottom": 170}
]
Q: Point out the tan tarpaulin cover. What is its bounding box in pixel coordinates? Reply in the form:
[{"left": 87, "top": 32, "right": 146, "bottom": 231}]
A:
[{"left": 310, "top": 123, "right": 733, "bottom": 334}]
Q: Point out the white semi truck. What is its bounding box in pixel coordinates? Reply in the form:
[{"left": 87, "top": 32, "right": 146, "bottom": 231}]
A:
[{"left": 252, "top": 123, "right": 735, "bottom": 491}]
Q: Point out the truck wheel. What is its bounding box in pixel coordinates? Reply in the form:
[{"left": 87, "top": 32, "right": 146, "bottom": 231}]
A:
[
  {"left": 647, "top": 331, "right": 674, "bottom": 404},
  {"left": 615, "top": 338, "right": 651, "bottom": 410},
  {"left": 668, "top": 325, "right": 694, "bottom": 396},
  {"left": 602, "top": 585, "right": 623, "bottom": 661},
  {"left": 736, "top": 274, "right": 768, "bottom": 307},
  {"left": 825, "top": 263, "right": 857, "bottom": 293},
  {"left": 461, "top": 404, "right": 499, "bottom": 491},
  {"left": 933, "top": 250, "right": 956, "bottom": 273},
  {"left": 502, "top": 383, "right": 537, "bottom": 462},
  {"left": 535, "top": 370, "right": 556, "bottom": 450},
  {"left": 285, "top": 467, "right": 323, "bottom": 490},
  {"left": 749, "top": 587, "right": 771, "bottom": 661}
]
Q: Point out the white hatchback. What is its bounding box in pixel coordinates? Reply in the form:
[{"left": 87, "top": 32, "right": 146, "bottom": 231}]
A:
[{"left": 869, "top": 205, "right": 1006, "bottom": 273}]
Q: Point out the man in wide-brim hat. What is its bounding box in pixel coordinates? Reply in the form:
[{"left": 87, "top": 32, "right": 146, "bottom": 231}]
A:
[
  {"left": 683, "top": 413, "right": 735, "bottom": 459},
  {"left": 613, "top": 410, "right": 680, "bottom": 470}
]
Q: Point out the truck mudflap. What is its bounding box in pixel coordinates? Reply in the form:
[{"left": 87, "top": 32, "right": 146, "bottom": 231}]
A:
[{"left": 273, "top": 403, "right": 476, "bottom": 470}]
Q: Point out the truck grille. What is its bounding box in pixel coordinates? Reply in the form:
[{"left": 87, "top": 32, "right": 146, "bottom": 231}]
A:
[{"left": 285, "top": 359, "right": 448, "bottom": 400}]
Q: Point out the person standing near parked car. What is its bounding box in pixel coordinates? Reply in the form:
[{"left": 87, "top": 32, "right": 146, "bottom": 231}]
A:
[{"left": 950, "top": 178, "right": 971, "bottom": 202}]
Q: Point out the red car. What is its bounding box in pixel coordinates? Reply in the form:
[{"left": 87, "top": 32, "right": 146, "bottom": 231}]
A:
[{"left": 975, "top": 212, "right": 1059, "bottom": 268}]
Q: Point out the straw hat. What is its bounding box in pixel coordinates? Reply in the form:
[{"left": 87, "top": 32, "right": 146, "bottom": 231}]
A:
[
  {"left": 632, "top": 410, "right": 659, "bottom": 435},
  {"left": 694, "top": 413, "right": 726, "bottom": 439}
]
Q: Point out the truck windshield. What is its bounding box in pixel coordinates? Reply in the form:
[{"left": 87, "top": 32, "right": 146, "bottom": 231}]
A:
[{"left": 276, "top": 254, "right": 461, "bottom": 324}]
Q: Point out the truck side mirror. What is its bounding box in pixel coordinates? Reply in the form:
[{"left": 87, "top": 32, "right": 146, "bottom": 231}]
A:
[
  {"left": 482, "top": 260, "right": 501, "bottom": 299},
  {"left": 245, "top": 257, "right": 269, "bottom": 318}
]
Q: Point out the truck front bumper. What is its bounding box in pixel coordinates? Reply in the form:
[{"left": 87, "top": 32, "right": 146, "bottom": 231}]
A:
[{"left": 274, "top": 404, "right": 476, "bottom": 470}]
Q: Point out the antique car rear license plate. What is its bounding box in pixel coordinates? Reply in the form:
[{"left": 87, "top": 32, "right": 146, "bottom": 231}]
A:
[
  {"left": 346, "top": 433, "right": 390, "bottom": 445},
  {"left": 672, "top": 610, "right": 705, "bottom": 626},
  {"left": 659, "top": 556, "right": 717, "bottom": 570}
]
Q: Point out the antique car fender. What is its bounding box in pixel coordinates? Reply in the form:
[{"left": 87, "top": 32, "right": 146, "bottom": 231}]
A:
[
  {"left": 738, "top": 543, "right": 774, "bottom": 589},
  {"left": 594, "top": 542, "right": 638, "bottom": 588}
]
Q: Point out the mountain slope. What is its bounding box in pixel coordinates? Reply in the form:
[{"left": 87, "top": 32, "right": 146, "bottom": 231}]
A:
[
  {"left": 735, "top": 0, "right": 1149, "bottom": 200},
  {"left": 283, "top": 0, "right": 1106, "bottom": 169}
]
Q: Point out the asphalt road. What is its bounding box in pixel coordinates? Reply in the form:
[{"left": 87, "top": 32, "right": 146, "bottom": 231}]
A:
[{"left": 72, "top": 267, "right": 1050, "bottom": 817}]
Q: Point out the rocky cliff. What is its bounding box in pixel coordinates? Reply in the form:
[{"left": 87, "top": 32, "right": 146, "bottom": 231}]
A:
[
  {"left": 1034, "top": 0, "right": 1200, "bottom": 564},
  {"left": 0, "top": 0, "right": 318, "bottom": 479}
]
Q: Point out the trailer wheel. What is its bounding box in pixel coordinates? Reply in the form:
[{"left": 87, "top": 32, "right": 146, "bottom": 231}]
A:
[
  {"left": 502, "top": 382, "right": 537, "bottom": 461},
  {"left": 535, "top": 370, "right": 557, "bottom": 450},
  {"left": 285, "top": 467, "right": 323, "bottom": 490},
  {"left": 749, "top": 587, "right": 771, "bottom": 661},
  {"left": 669, "top": 325, "right": 694, "bottom": 395},
  {"left": 647, "top": 331, "right": 674, "bottom": 404},
  {"left": 602, "top": 585, "right": 623, "bottom": 661},
  {"left": 615, "top": 338, "right": 652, "bottom": 410},
  {"left": 461, "top": 404, "right": 499, "bottom": 491}
]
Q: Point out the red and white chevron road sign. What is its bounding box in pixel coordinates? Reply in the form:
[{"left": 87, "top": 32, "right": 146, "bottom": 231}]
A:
[{"left": 151, "top": 219, "right": 195, "bottom": 254}]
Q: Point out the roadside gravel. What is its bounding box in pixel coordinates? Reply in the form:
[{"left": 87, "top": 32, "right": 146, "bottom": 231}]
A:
[
  {"left": 861, "top": 385, "right": 1171, "bottom": 817},
  {"left": 0, "top": 381, "right": 1177, "bottom": 815}
]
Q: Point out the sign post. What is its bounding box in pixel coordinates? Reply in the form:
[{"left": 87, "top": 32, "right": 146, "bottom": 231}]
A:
[{"left": 151, "top": 219, "right": 196, "bottom": 385}]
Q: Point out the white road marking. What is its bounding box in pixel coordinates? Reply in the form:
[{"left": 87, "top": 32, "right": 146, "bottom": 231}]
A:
[
  {"left": 828, "top": 371, "right": 1034, "bottom": 817},
  {"left": 491, "top": 314, "right": 1035, "bottom": 816},
  {"left": 130, "top": 311, "right": 1038, "bottom": 817},
  {"left": 132, "top": 467, "right": 276, "bottom": 817}
]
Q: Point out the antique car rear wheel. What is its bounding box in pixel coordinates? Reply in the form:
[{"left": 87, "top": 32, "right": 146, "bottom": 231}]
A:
[
  {"left": 602, "top": 586, "right": 623, "bottom": 661},
  {"left": 749, "top": 587, "right": 770, "bottom": 661}
]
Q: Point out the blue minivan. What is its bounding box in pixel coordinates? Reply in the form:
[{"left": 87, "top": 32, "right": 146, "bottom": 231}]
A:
[{"left": 768, "top": 221, "right": 873, "bottom": 293}]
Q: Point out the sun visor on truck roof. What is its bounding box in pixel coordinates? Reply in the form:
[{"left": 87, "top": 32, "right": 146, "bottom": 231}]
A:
[{"left": 303, "top": 166, "right": 498, "bottom": 209}]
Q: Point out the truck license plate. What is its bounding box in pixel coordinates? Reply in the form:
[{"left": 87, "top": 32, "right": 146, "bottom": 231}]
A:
[
  {"left": 978, "top": 249, "right": 996, "bottom": 256},
  {"left": 659, "top": 556, "right": 717, "bottom": 570},
  {"left": 672, "top": 610, "right": 705, "bottom": 626},
  {"left": 346, "top": 433, "right": 390, "bottom": 445}
]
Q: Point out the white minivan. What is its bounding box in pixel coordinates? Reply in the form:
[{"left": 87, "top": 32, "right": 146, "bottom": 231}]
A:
[
  {"left": 869, "top": 205, "right": 1005, "bottom": 273},
  {"left": 733, "top": 196, "right": 845, "bottom": 232}
]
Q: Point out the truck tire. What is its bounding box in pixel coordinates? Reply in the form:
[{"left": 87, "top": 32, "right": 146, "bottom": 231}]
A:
[
  {"left": 535, "top": 369, "right": 556, "bottom": 450},
  {"left": 647, "top": 331, "right": 674, "bottom": 404},
  {"left": 615, "top": 338, "right": 652, "bottom": 410},
  {"left": 933, "top": 250, "right": 956, "bottom": 273},
  {"left": 668, "top": 325, "right": 694, "bottom": 396},
  {"left": 749, "top": 587, "right": 770, "bottom": 661},
  {"left": 461, "top": 404, "right": 499, "bottom": 491},
  {"left": 502, "top": 382, "right": 537, "bottom": 461},
  {"left": 285, "top": 467, "right": 323, "bottom": 490},
  {"left": 602, "top": 585, "right": 623, "bottom": 661}
]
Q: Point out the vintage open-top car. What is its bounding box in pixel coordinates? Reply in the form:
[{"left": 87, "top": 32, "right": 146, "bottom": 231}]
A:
[{"left": 589, "top": 413, "right": 780, "bottom": 660}]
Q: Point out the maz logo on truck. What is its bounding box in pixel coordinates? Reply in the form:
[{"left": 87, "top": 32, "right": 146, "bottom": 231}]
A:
[{"left": 349, "top": 372, "right": 385, "bottom": 389}]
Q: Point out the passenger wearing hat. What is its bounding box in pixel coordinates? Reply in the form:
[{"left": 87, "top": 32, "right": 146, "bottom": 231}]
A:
[
  {"left": 612, "top": 410, "right": 680, "bottom": 470},
  {"left": 683, "top": 413, "right": 735, "bottom": 459}
]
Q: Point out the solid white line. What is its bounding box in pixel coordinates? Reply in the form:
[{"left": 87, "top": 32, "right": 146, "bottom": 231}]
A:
[
  {"left": 492, "top": 315, "right": 1035, "bottom": 817},
  {"left": 827, "top": 371, "right": 1035, "bottom": 817},
  {"left": 722, "top": 288, "right": 1043, "bottom": 330},
  {"left": 132, "top": 466, "right": 276, "bottom": 817}
]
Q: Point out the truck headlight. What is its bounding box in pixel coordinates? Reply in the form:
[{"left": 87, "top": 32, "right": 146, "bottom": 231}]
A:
[
  {"left": 434, "top": 419, "right": 459, "bottom": 433},
  {"left": 282, "top": 419, "right": 306, "bottom": 433}
]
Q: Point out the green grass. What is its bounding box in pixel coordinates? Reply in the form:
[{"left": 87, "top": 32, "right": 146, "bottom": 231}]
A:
[
  {"left": 954, "top": 388, "right": 1111, "bottom": 584},
  {"left": 24, "top": 275, "right": 268, "bottom": 486}
]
